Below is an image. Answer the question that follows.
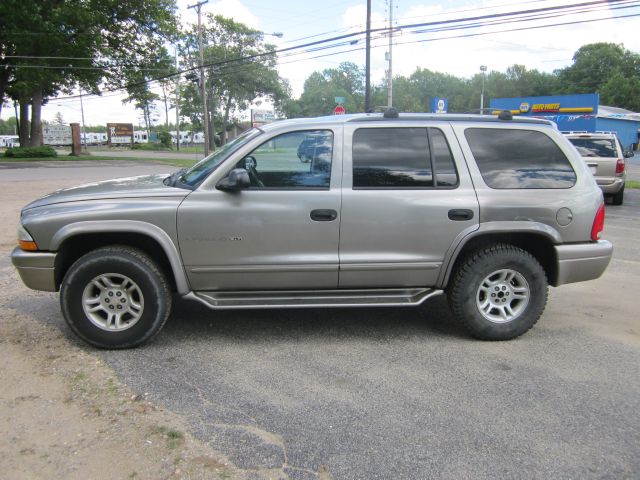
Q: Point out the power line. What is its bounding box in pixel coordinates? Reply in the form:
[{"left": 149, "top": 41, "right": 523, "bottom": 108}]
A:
[{"left": 31, "top": 0, "right": 640, "bottom": 103}]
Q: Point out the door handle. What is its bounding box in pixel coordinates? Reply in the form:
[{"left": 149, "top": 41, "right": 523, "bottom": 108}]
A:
[
  {"left": 448, "top": 209, "right": 474, "bottom": 221},
  {"left": 310, "top": 209, "right": 337, "bottom": 221}
]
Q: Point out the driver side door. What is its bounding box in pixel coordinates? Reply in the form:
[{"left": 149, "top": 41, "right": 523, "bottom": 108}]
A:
[{"left": 177, "top": 128, "right": 342, "bottom": 291}]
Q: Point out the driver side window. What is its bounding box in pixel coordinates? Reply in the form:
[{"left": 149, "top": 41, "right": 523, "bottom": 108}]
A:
[{"left": 235, "top": 130, "right": 333, "bottom": 189}]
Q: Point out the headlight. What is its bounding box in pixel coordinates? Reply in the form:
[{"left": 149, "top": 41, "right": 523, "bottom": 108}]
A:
[{"left": 18, "top": 224, "right": 38, "bottom": 251}]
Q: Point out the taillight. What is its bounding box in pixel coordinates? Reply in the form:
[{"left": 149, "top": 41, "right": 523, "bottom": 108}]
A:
[
  {"left": 591, "top": 203, "right": 605, "bottom": 241},
  {"left": 615, "top": 158, "right": 625, "bottom": 174}
]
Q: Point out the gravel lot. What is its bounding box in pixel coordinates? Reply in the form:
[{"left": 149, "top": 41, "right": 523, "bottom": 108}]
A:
[{"left": 2, "top": 159, "right": 639, "bottom": 479}]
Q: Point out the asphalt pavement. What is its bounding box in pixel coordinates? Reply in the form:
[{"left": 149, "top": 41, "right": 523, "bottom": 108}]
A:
[{"left": 3, "top": 160, "right": 640, "bottom": 479}]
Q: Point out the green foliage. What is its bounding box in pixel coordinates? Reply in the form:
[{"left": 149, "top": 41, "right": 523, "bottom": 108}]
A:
[
  {"left": 0, "top": 117, "right": 19, "bottom": 135},
  {"left": 4, "top": 146, "right": 57, "bottom": 158},
  {"left": 288, "top": 43, "right": 640, "bottom": 116},
  {"left": 157, "top": 129, "right": 173, "bottom": 148}
]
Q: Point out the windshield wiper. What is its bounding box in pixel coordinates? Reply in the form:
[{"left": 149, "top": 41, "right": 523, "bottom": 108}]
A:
[{"left": 164, "top": 168, "right": 187, "bottom": 187}]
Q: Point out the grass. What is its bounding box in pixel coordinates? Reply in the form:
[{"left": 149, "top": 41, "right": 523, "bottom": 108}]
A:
[
  {"left": 626, "top": 180, "right": 640, "bottom": 189},
  {"left": 152, "top": 425, "right": 185, "bottom": 449}
]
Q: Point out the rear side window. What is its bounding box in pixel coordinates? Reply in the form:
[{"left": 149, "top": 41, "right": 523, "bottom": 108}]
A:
[
  {"left": 567, "top": 137, "right": 617, "bottom": 158},
  {"left": 352, "top": 127, "right": 458, "bottom": 188},
  {"left": 465, "top": 128, "right": 576, "bottom": 189}
]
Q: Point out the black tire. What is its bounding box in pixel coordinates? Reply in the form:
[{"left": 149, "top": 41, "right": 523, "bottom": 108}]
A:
[
  {"left": 448, "top": 244, "right": 548, "bottom": 340},
  {"left": 60, "top": 246, "right": 172, "bottom": 349},
  {"left": 612, "top": 185, "right": 624, "bottom": 206}
]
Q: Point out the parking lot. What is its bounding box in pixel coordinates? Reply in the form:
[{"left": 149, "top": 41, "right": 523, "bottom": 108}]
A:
[{"left": 1, "top": 158, "right": 639, "bottom": 479}]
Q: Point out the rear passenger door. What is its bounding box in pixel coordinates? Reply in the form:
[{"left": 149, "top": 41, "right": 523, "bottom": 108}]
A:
[{"left": 338, "top": 123, "right": 479, "bottom": 288}]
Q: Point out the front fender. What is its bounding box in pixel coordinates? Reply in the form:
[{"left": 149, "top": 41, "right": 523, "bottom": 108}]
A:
[{"left": 51, "top": 220, "right": 190, "bottom": 295}]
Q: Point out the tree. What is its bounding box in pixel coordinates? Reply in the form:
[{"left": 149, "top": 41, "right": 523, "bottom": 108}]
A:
[
  {"left": 0, "top": 0, "right": 177, "bottom": 147},
  {"left": 180, "top": 15, "right": 288, "bottom": 146},
  {"left": 285, "top": 62, "right": 364, "bottom": 117},
  {"left": 53, "top": 112, "right": 65, "bottom": 125}
]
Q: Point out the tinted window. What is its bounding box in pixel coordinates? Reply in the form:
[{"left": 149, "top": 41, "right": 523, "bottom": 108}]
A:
[
  {"left": 236, "top": 130, "right": 333, "bottom": 189},
  {"left": 465, "top": 128, "right": 576, "bottom": 189},
  {"left": 430, "top": 128, "right": 458, "bottom": 187},
  {"left": 353, "top": 128, "right": 433, "bottom": 187},
  {"left": 567, "top": 138, "right": 617, "bottom": 158}
]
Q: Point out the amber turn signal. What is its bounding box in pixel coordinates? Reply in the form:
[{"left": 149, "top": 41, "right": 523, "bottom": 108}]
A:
[{"left": 19, "top": 239, "right": 38, "bottom": 251}]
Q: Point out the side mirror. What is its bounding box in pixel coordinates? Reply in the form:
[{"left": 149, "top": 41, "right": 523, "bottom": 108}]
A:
[
  {"left": 624, "top": 150, "right": 634, "bottom": 158},
  {"left": 216, "top": 168, "right": 250, "bottom": 191}
]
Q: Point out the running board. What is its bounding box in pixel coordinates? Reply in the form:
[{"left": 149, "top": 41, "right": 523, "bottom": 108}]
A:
[{"left": 184, "top": 288, "right": 443, "bottom": 310}]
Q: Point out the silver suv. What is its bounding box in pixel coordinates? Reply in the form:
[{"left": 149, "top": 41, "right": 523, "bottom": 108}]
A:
[
  {"left": 12, "top": 111, "right": 613, "bottom": 348},
  {"left": 563, "top": 131, "right": 632, "bottom": 205}
]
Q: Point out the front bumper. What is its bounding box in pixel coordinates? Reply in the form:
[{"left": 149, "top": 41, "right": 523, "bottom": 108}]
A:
[
  {"left": 11, "top": 247, "right": 58, "bottom": 292},
  {"left": 554, "top": 240, "right": 613, "bottom": 286}
]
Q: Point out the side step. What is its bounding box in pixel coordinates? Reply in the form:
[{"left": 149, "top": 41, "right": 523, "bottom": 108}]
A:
[{"left": 184, "top": 288, "right": 443, "bottom": 310}]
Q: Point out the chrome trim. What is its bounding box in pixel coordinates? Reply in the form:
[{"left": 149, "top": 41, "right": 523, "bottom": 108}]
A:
[
  {"left": 340, "top": 262, "right": 441, "bottom": 272},
  {"left": 190, "top": 264, "right": 338, "bottom": 274}
]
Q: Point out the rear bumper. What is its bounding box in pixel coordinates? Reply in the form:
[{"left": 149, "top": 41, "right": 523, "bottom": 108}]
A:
[
  {"left": 11, "top": 247, "right": 58, "bottom": 292},
  {"left": 554, "top": 240, "right": 613, "bottom": 286},
  {"left": 597, "top": 177, "right": 625, "bottom": 194}
]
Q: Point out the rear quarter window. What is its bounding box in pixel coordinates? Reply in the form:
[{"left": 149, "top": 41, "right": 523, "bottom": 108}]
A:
[{"left": 465, "top": 128, "right": 577, "bottom": 189}]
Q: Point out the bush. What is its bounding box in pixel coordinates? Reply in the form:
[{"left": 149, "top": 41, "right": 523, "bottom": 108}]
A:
[
  {"left": 4, "top": 146, "right": 57, "bottom": 158},
  {"left": 157, "top": 130, "right": 172, "bottom": 149}
]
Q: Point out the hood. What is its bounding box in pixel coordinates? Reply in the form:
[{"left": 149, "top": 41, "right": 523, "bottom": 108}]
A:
[{"left": 24, "top": 174, "right": 189, "bottom": 209}]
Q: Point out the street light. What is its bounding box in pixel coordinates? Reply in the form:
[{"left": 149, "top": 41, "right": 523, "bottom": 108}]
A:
[{"left": 480, "top": 65, "right": 487, "bottom": 114}]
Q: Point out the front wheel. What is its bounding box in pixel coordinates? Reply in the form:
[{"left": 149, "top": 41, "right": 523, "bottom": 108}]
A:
[
  {"left": 448, "top": 244, "right": 548, "bottom": 340},
  {"left": 60, "top": 246, "right": 172, "bottom": 349}
]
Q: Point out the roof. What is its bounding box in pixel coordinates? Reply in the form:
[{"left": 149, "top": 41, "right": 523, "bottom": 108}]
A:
[
  {"left": 598, "top": 105, "right": 640, "bottom": 122},
  {"left": 260, "top": 112, "right": 555, "bottom": 132}
]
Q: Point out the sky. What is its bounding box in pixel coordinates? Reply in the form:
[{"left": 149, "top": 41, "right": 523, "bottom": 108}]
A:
[{"left": 3, "top": 0, "right": 640, "bottom": 129}]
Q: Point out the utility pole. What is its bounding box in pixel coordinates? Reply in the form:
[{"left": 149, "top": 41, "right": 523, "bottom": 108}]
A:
[
  {"left": 480, "top": 65, "right": 487, "bottom": 114},
  {"left": 79, "top": 89, "right": 87, "bottom": 151},
  {"left": 365, "top": 0, "right": 371, "bottom": 112},
  {"left": 174, "top": 45, "right": 181, "bottom": 151},
  {"left": 188, "top": 0, "right": 209, "bottom": 156},
  {"left": 386, "top": 0, "right": 394, "bottom": 108}
]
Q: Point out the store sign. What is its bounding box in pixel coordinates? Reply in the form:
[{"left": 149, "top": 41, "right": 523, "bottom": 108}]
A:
[
  {"left": 43, "top": 124, "right": 72, "bottom": 145},
  {"left": 107, "top": 123, "right": 133, "bottom": 144},
  {"left": 532, "top": 103, "right": 560, "bottom": 113},
  {"left": 252, "top": 109, "right": 276, "bottom": 125},
  {"left": 519, "top": 102, "right": 530, "bottom": 113},
  {"left": 431, "top": 97, "right": 448, "bottom": 114}
]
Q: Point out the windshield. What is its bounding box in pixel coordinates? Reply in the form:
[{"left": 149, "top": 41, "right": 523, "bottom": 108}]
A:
[
  {"left": 179, "top": 129, "right": 262, "bottom": 187},
  {"left": 567, "top": 138, "right": 617, "bottom": 158}
]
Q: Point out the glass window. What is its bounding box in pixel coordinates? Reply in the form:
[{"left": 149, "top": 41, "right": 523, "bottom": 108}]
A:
[
  {"left": 566, "top": 138, "right": 617, "bottom": 158},
  {"left": 430, "top": 128, "right": 458, "bottom": 187},
  {"left": 465, "top": 128, "right": 576, "bottom": 189},
  {"left": 236, "top": 130, "right": 333, "bottom": 189},
  {"left": 353, "top": 128, "right": 433, "bottom": 188}
]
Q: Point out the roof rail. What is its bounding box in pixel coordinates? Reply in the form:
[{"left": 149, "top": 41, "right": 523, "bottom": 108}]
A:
[{"left": 560, "top": 130, "right": 588, "bottom": 134}]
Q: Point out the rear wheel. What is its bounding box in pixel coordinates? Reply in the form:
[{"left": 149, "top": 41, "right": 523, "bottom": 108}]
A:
[
  {"left": 448, "top": 244, "right": 548, "bottom": 340},
  {"left": 612, "top": 185, "right": 624, "bottom": 206},
  {"left": 60, "top": 246, "right": 172, "bottom": 349}
]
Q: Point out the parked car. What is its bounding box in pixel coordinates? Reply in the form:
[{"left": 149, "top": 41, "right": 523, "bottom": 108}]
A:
[
  {"left": 563, "top": 131, "right": 632, "bottom": 205},
  {"left": 12, "top": 110, "right": 612, "bottom": 348},
  {"left": 297, "top": 133, "right": 331, "bottom": 163}
]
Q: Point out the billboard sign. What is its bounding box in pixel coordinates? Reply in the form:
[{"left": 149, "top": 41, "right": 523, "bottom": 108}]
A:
[
  {"left": 107, "top": 123, "right": 133, "bottom": 145},
  {"left": 43, "top": 124, "right": 72, "bottom": 145}
]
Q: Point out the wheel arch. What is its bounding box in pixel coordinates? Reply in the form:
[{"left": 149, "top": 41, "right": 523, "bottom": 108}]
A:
[
  {"left": 51, "top": 221, "right": 190, "bottom": 294},
  {"left": 440, "top": 224, "right": 560, "bottom": 289}
]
